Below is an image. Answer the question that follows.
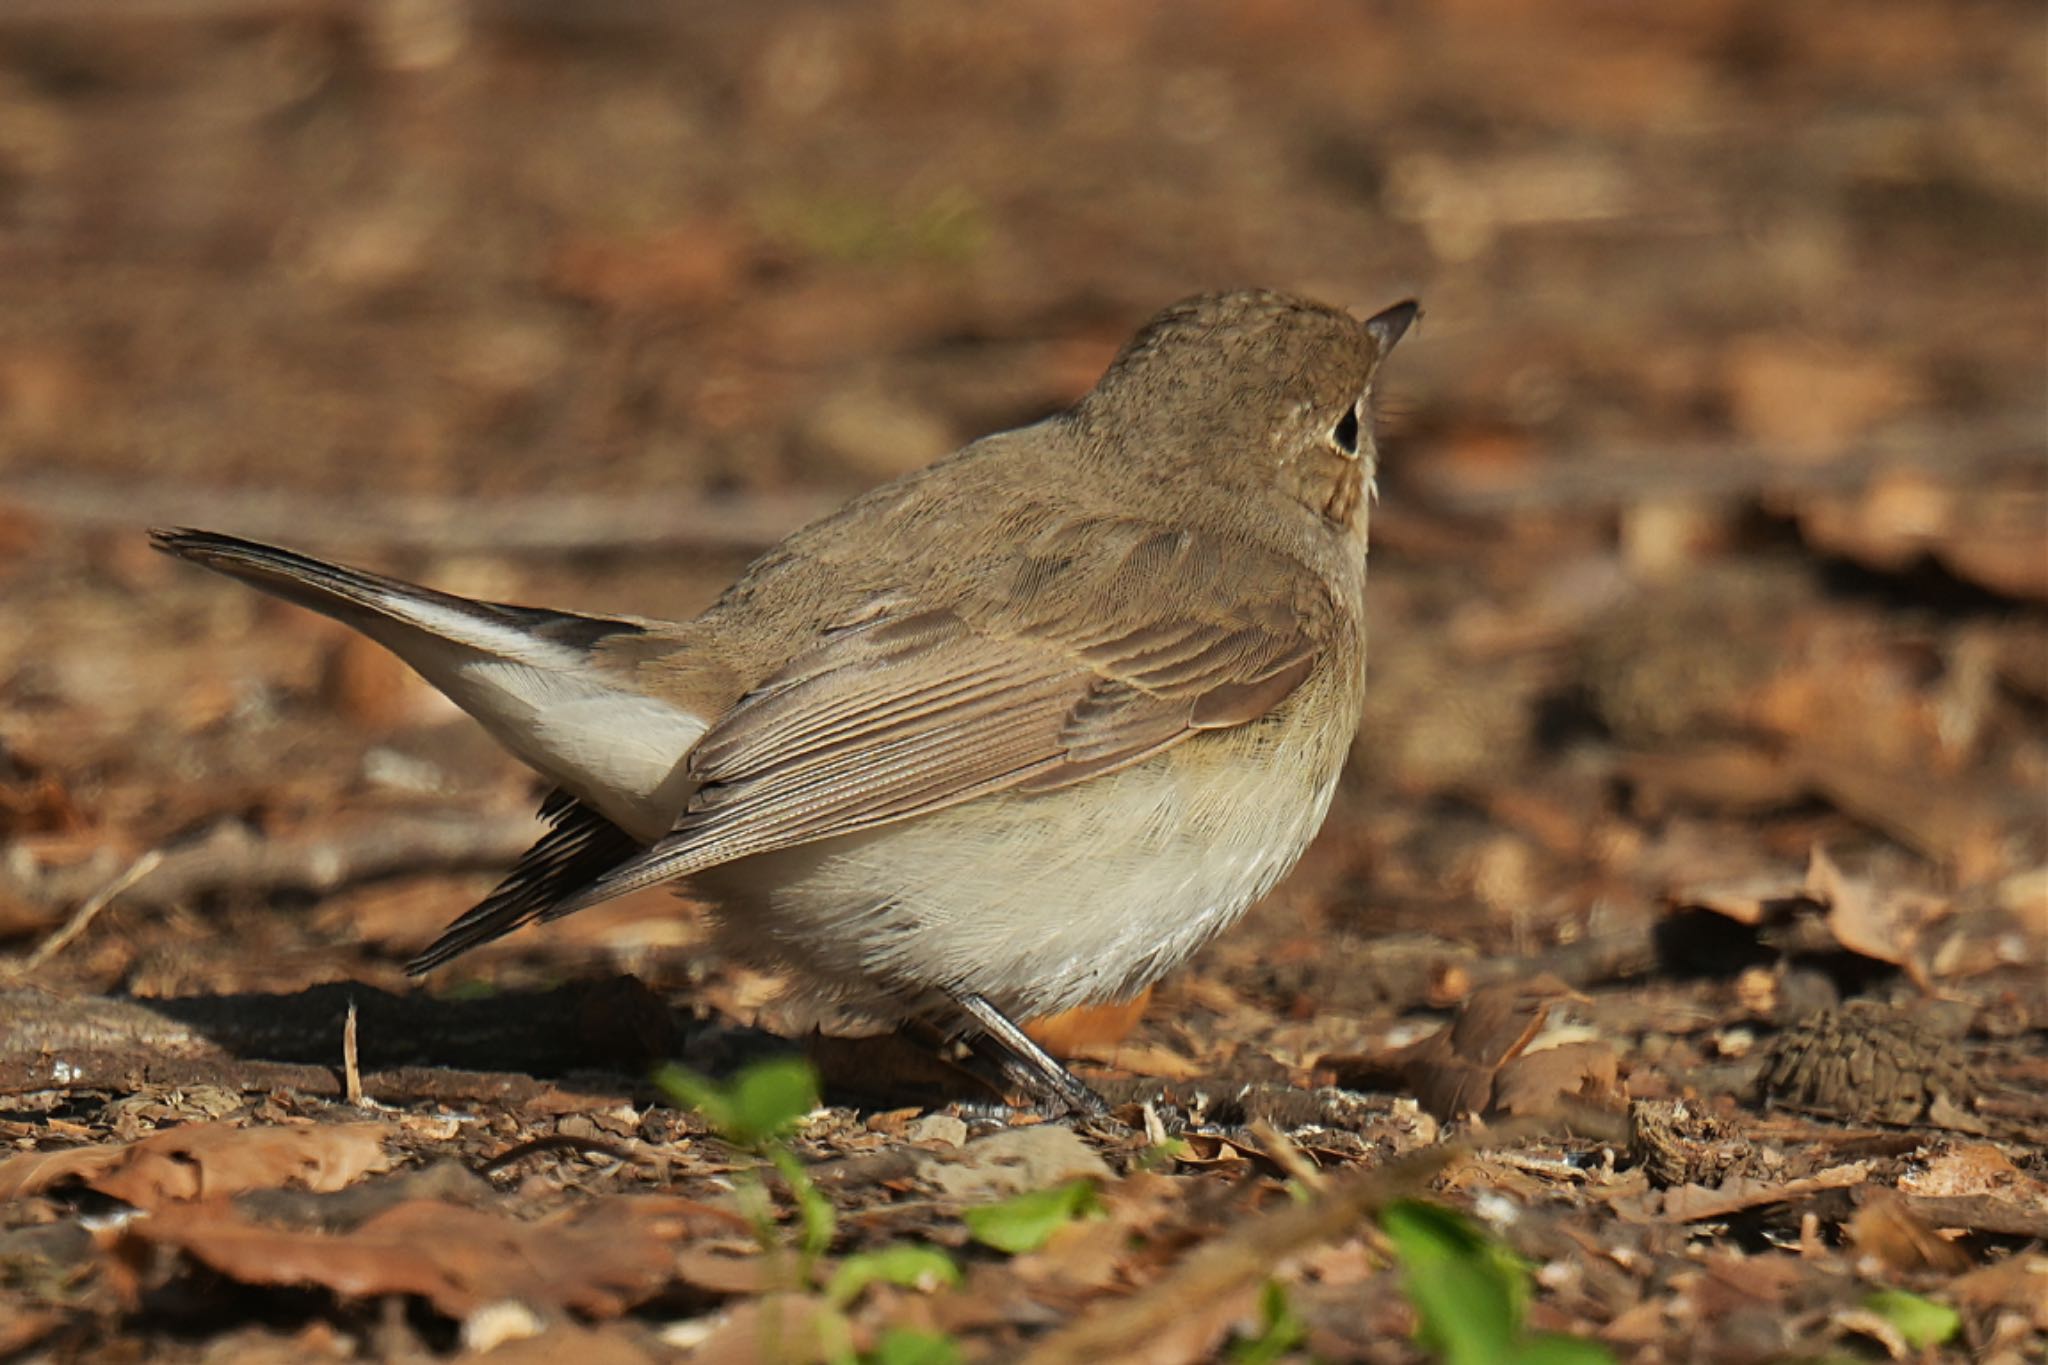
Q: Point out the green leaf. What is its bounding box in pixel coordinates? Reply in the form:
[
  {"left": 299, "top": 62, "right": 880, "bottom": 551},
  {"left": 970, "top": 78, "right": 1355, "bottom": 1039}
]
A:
[
  {"left": 729, "top": 1057, "right": 823, "bottom": 1144},
  {"left": 866, "top": 1327, "right": 963, "bottom": 1365},
  {"left": 1864, "top": 1289, "right": 1961, "bottom": 1349},
  {"left": 1229, "top": 1280, "right": 1307, "bottom": 1364},
  {"left": 655, "top": 1057, "right": 820, "bottom": 1148},
  {"left": 962, "top": 1179, "right": 1103, "bottom": 1254},
  {"left": 1137, "top": 1138, "right": 1191, "bottom": 1171},
  {"left": 766, "top": 1145, "right": 838, "bottom": 1260},
  {"left": 1379, "top": 1200, "right": 1523, "bottom": 1365},
  {"left": 1511, "top": 1334, "right": 1618, "bottom": 1365},
  {"left": 828, "top": 1245, "right": 962, "bottom": 1308},
  {"left": 1379, "top": 1201, "right": 1617, "bottom": 1365}
]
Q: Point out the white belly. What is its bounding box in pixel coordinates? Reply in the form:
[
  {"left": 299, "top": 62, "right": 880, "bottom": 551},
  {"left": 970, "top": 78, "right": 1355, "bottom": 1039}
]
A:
[{"left": 698, "top": 727, "right": 1346, "bottom": 1020}]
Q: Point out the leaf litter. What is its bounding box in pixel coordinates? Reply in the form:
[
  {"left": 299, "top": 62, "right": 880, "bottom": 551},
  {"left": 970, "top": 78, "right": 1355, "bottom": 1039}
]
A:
[{"left": 0, "top": 1, "right": 2044, "bottom": 1361}]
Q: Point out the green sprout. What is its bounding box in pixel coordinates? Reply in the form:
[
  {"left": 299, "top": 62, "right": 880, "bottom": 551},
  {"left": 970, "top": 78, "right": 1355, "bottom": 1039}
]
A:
[
  {"left": 1379, "top": 1199, "right": 1614, "bottom": 1365},
  {"left": 656, "top": 1058, "right": 964, "bottom": 1365}
]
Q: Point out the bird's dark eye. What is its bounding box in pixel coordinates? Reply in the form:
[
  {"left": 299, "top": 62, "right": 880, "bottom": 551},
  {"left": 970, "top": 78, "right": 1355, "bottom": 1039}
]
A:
[{"left": 1331, "top": 405, "right": 1360, "bottom": 454}]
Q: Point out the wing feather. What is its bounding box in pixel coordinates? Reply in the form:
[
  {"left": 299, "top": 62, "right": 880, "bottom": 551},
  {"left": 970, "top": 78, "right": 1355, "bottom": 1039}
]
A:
[{"left": 551, "top": 520, "right": 1339, "bottom": 911}]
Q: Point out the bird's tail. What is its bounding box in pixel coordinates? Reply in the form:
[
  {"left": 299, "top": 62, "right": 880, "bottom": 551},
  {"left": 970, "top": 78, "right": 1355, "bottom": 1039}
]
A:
[
  {"left": 150, "top": 528, "right": 706, "bottom": 842},
  {"left": 149, "top": 528, "right": 638, "bottom": 661}
]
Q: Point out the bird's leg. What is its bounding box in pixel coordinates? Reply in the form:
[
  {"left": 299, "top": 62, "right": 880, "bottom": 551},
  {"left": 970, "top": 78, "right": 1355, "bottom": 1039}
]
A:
[{"left": 949, "top": 991, "right": 1109, "bottom": 1118}]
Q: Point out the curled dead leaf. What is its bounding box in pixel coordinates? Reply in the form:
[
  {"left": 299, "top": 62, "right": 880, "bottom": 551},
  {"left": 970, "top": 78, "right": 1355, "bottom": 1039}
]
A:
[
  {"left": 0, "top": 1122, "right": 393, "bottom": 1209},
  {"left": 1491, "top": 1039, "right": 1621, "bottom": 1118},
  {"left": 1846, "top": 1190, "right": 1972, "bottom": 1274},
  {"left": 114, "top": 1194, "right": 711, "bottom": 1319},
  {"left": 1806, "top": 845, "right": 1950, "bottom": 981}
]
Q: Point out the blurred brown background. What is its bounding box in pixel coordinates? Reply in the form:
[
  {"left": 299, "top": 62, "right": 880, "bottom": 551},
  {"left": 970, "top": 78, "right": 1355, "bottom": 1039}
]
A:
[
  {"left": 1, "top": 5, "right": 2045, "bottom": 1357},
  {"left": 1, "top": 0, "right": 2042, "bottom": 1014}
]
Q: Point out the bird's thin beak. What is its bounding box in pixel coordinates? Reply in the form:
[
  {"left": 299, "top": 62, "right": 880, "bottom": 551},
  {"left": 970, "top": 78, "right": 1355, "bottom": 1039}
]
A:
[{"left": 1364, "top": 299, "right": 1421, "bottom": 355}]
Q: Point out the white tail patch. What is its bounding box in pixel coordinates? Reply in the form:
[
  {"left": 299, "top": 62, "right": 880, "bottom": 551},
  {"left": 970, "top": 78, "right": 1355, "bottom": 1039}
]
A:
[
  {"left": 387, "top": 597, "right": 594, "bottom": 671},
  {"left": 367, "top": 601, "right": 707, "bottom": 841}
]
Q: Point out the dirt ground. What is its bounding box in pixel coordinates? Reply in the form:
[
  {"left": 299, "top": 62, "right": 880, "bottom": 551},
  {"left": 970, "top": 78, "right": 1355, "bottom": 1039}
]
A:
[{"left": 0, "top": 2, "right": 2044, "bottom": 1361}]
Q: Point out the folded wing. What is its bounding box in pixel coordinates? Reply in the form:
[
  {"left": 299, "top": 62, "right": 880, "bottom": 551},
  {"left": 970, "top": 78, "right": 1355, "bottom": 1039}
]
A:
[{"left": 535, "top": 519, "right": 1335, "bottom": 916}]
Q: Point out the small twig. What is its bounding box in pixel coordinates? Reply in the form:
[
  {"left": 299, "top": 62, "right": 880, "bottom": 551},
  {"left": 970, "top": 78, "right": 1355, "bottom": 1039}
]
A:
[
  {"left": 341, "top": 1000, "right": 364, "bottom": 1106},
  {"left": 6, "top": 850, "right": 162, "bottom": 978},
  {"left": 475, "top": 1134, "right": 637, "bottom": 1178},
  {"left": 1247, "top": 1117, "right": 1327, "bottom": 1195}
]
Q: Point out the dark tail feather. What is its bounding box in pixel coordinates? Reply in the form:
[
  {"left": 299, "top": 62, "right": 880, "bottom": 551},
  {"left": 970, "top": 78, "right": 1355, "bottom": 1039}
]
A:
[
  {"left": 406, "top": 790, "right": 643, "bottom": 974},
  {"left": 149, "top": 528, "right": 644, "bottom": 653}
]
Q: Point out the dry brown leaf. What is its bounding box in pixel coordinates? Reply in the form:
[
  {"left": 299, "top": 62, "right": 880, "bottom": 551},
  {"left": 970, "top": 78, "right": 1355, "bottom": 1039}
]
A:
[
  {"left": 1064, "top": 1041, "right": 1206, "bottom": 1082},
  {"left": 465, "top": 1324, "right": 664, "bottom": 1365},
  {"left": 1024, "top": 990, "right": 1152, "bottom": 1055},
  {"left": 919, "top": 1125, "right": 1111, "bottom": 1204},
  {"left": 0, "top": 1122, "right": 393, "bottom": 1208},
  {"left": 1806, "top": 845, "right": 1949, "bottom": 980},
  {"left": 1698, "top": 1250, "right": 1814, "bottom": 1307},
  {"left": 1170, "top": 1134, "right": 1257, "bottom": 1169},
  {"left": 668, "top": 1292, "right": 830, "bottom": 1365},
  {"left": 1796, "top": 469, "right": 2048, "bottom": 602},
  {"left": 1444, "top": 974, "right": 1580, "bottom": 1065},
  {"left": 0, "top": 1143, "right": 129, "bottom": 1201},
  {"left": 1602, "top": 1299, "right": 1668, "bottom": 1346},
  {"left": 1897, "top": 1143, "right": 2048, "bottom": 1209},
  {"left": 1846, "top": 1190, "right": 1972, "bottom": 1274},
  {"left": 1008, "top": 1172, "right": 1185, "bottom": 1297},
  {"left": 0, "top": 1302, "right": 61, "bottom": 1359},
  {"left": 674, "top": 1246, "right": 779, "bottom": 1296},
  {"left": 1389, "top": 974, "right": 1587, "bottom": 1121},
  {"left": 543, "top": 223, "right": 747, "bottom": 313},
  {"left": 117, "top": 1194, "right": 709, "bottom": 1318},
  {"left": 1652, "top": 1162, "right": 1870, "bottom": 1223},
  {"left": 1491, "top": 1040, "right": 1621, "bottom": 1118},
  {"left": 1624, "top": 749, "right": 1807, "bottom": 816},
  {"left": 1950, "top": 1254, "right": 2048, "bottom": 1331},
  {"left": 1804, "top": 766, "right": 2017, "bottom": 887},
  {"left": 1668, "top": 871, "right": 1804, "bottom": 926}
]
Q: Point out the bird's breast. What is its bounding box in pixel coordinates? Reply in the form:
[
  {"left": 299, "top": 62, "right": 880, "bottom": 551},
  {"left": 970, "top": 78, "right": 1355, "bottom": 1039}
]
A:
[{"left": 697, "top": 658, "right": 1362, "bottom": 1020}]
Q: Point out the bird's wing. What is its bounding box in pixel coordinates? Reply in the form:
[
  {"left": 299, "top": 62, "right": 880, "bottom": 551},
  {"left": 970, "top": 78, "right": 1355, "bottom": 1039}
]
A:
[{"left": 547, "top": 519, "right": 1338, "bottom": 913}]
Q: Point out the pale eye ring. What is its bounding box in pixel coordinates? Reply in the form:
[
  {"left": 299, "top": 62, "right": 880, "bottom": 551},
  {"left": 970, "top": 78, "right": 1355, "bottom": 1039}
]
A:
[{"left": 1331, "top": 402, "right": 1361, "bottom": 458}]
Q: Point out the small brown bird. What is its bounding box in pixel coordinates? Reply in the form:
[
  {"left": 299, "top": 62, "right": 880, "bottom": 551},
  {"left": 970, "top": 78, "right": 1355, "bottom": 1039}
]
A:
[{"left": 153, "top": 289, "right": 1417, "bottom": 1113}]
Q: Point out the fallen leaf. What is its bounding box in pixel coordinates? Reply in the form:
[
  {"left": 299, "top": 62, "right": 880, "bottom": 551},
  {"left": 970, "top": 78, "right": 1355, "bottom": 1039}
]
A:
[
  {"left": 543, "top": 223, "right": 747, "bottom": 313},
  {"left": 920, "top": 1125, "right": 1112, "bottom": 1204},
  {"left": 1897, "top": 1143, "right": 2048, "bottom": 1209},
  {"left": 674, "top": 1246, "right": 780, "bottom": 1296},
  {"left": 1064, "top": 1041, "right": 1206, "bottom": 1082},
  {"left": 1806, "top": 845, "right": 1949, "bottom": 980},
  {"left": 0, "top": 1303, "right": 61, "bottom": 1359},
  {"left": 1666, "top": 869, "right": 1808, "bottom": 926},
  {"left": 0, "top": 1122, "right": 393, "bottom": 1208},
  {"left": 1491, "top": 1039, "right": 1621, "bottom": 1118},
  {"left": 1949, "top": 1254, "right": 2048, "bottom": 1331},
  {"left": 116, "top": 1194, "right": 710, "bottom": 1318},
  {"left": 1846, "top": 1190, "right": 1972, "bottom": 1274},
  {"left": 465, "top": 1324, "right": 663, "bottom": 1365},
  {"left": 0, "top": 1143, "right": 129, "bottom": 1201},
  {"left": 1386, "top": 975, "right": 1588, "bottom": 1121},
  {"left": 1651, "top": 1163, "right": 1871, "bottom": 1223},
  {"left": 666, "top": 1292, "right": 829, "bottom": 1365}
]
